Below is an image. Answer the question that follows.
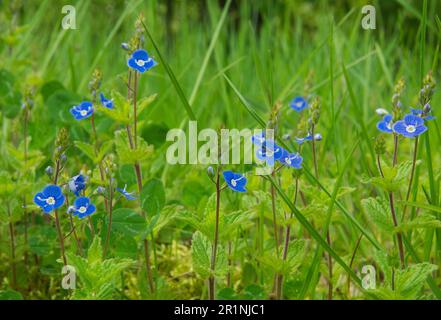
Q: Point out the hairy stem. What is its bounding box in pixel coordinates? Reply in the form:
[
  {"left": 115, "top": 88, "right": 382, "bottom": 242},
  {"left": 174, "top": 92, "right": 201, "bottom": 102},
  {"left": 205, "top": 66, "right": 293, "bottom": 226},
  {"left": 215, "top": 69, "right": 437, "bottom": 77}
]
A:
[
  {"left": 7, "top": 202, "right": 17, "bottom": 289},
  {"left": 389, "top": 135, "right": 405, "bottom": 268},
  {"left": 126, "top": 69, "right": 155, "bottom": 294},
  {"left": 276, "top": 177, "right": 300, "bottom": 300},
  {"left": 209, "top": 169, "right": 221, "bottom": 300},
  {"left": 53, "top": 160, "right": 67, "bottom": 266},
  {"left": 402, "top": 137, "right": 419, "bottom": 221},
  {"left": 103, "top": 177, "right": 114, "bottom": 258}
]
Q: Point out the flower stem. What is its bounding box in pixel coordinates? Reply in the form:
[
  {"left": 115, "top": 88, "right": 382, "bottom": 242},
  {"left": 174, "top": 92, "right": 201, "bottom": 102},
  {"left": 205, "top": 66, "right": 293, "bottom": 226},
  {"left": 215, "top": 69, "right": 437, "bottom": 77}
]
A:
[
  {"left": 276, "top": 177, "right": 300, "bottom": 300},
  {"left": 270, "top": 170, "right": 280, "bottom": 256},
  {"left": 402, "top": 137, "right": 419, "bottom": 220},
  {"left": 53, "top": 160, "right": 67, "bottom": 266},
  {"left": 7, "top": 202, "right": 17, "bottom": 289},
  {"left": 311, "top": 124, "right": 319, "bottom": 179},
  {"left": 103, "top": 176, "right": 114, "bottom": 258},
  {"left": 66, "top": 194, "right": 83, "bottom": 256},
  {"left": 209, "top": 168, "right": 221, "bottom": 300},
  {"left": 126, "top": 69, "right": 155, "bottom": 294},
  {"left": 389, "top": 135, "right": 405, "bottom": 268}
]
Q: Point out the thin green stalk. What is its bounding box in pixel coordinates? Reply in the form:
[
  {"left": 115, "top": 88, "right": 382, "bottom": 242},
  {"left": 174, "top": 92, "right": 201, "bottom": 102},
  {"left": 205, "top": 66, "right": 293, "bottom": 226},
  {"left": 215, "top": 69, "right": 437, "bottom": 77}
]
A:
[
  {"left": 276, "top": 176, "right": 300, "bottom": 300},
  {"left": 209, "top": 168, "right": 221, "bottom": 300},
  {"left": 402, "top": 137, "right": 419, "bottom": 221},
  {"left": 389, "top": 135, "right": 405, "bottom": 268},
  {"left": 126, "top": 68, "right": 155, "bottom": 294},
  {"left": 103, "top": 177, "right": 114, "bottom": 258},
  {"left": 53, "top": 160, "right": 67, "bottom": 266},
  {"left": 7, "top": 202, "right": 17, "bottom": 289}
]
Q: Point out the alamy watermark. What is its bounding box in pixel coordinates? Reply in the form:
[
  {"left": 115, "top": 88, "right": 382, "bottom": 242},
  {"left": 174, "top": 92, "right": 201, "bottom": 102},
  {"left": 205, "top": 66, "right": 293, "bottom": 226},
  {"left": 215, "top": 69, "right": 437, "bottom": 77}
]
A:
[{"left": 166, "top": 121, "right": 278, "bottom": 175}]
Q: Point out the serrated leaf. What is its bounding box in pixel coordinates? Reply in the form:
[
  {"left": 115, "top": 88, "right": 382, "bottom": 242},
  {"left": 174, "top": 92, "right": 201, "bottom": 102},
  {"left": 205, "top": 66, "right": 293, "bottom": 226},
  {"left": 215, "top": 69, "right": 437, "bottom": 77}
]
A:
[
  {"left": 141, "top": 178, "right": 165, "bottom": 217},
  {"left": 361, "top": 197, "right": 395, "bottom": 233},
  {"left": 114, "top": 130, "right": 154, "bottom": 164},
  {"left": 396, "top": 213, "right": 441, "bottom": 232},
  {"left": 74, "top": 141, "right": 96, "bottom": 162},
  {"left": 87, "top": 236, "right": 103, "bottom": 264},
  {"left": 110, "top": 208, "right": 146, "bottom": 237},
  {"left": 191, "top": 231, "right": 227, "bottom": 279}
]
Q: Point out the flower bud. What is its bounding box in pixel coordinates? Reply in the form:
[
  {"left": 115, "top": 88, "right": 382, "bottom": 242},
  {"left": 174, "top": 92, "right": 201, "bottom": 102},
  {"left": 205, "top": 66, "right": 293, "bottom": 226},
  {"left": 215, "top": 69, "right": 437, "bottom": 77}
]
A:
[
  {"left": 121, "top": 42, "right": 130, "bottom": 51},
  {"left": 45, "top": 166, "right": 53, "bottom": 176},
  {"left": 207, "top": 166, "right": 215, "bottom": 179}
]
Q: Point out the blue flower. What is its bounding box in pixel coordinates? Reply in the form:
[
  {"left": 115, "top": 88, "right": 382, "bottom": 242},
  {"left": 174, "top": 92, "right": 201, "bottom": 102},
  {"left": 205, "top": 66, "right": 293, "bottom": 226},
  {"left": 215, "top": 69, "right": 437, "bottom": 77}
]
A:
[
  {"left": 393, "top": 114, "right": 427, "bottom": 138},
  {"left": 33, "top": 185, "right": 65, "bottom": 213},
  {"left": 256, "top": 141, "right": 284, "bottom": 166},
  {"left": 222, "top": 171, "right": 247, "bottom": 192},
  {"left": 251, "top": 132, "right": 266, "bottom": 146},
  {"left": 127, "top": 49, "right": 157, "bottom": 73},
  {"left": 116, "top": 185, "right": 136, "bottom": 200},
  {"left": 100, "top": 93, "right": 114, "bottom": 109},
  {"left": 68, "top": 174, "right": 86, "bottom": 196},
  {"left": 290, "top": 96, "right": 308, "bottom": 112},
  {"left": 410, "top": 107, "right": 435, "bottom": 121},
  {"left": 71, "top": 197, "right": 96, "bottom": 219},
  {"left": 377, "top": 114, "right": 394, "bottom": 133},
  {"left": 70, "top": 101, "right": 94, "bottom": 120},
  {"left": 295, "top": 134, "right": 313, "bottom": 145},
  {"left": 279, "top": 150, "right": 303, "bottom": 168}
]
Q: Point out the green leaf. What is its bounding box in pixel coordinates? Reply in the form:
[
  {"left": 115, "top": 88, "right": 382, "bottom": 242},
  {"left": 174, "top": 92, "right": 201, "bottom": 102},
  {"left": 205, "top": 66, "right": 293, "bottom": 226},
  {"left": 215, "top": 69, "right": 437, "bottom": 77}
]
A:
[
  {"left": 361, "top": 197, "right": 394, "bottom": 233},
  {"left": 87, "top": 236, "right": 103, "bottom": 264},
  {"left": 191, "top": 231, "right": 227, "bottom": 279},
  {"left": 74, "top": 141, "right": 96, "bottom": 162},
  {"left": 110, "top": 208, "right": 146, "bottom": 237},
  {"left": 99, "top": 90, "right": 131, "bottom": 124},
  {"left": 0, "top": 290, "right": 23, "bottom": 300},
  {"left": 141, "top": 178, "right": 165, "bottom": 217},
  {"left": 396, "top": 213, "right": 441, "bottom": 232},
  {"left": 114, "top": 130, "right": 154, "bottom": 164},
  {"left": 396, "top": 263, "right": 438, "bottom": 299}
]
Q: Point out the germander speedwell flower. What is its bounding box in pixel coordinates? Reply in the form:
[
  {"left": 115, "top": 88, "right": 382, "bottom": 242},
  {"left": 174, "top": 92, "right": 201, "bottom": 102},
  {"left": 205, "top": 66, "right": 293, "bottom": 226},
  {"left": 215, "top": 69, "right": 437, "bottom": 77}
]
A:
[
  {"left": 222, "top": 171, "right": 247, "bottom": 192},
  {"left": 393, "top": 114, "right": 427, "bottom": 138},
  {"left": 70, "top": 101, "right": 94, "bottom": 120},
  {"left": 255, "top": 141, "right": 283, "bottom": 166},
  {"left": 33, "top": 185, "right": 65, "bottom": 213},
  {"left": 100, "top": 93, "right": 114, "bottom": 109},
  {"left": 68, "top": 174, "right": 86, "bottom": 197},
  {"left": 116, "top": 185, "right": 136, "bottom": 200},
  {"left": 71, "top": 196, "right": 96, "bottom": 219},
  {"left": 279, "top": 149, "right": 303, "bottom": 168},
  {"left": 127, "top": 49, "right": 157, "bottom": 73},
  {"left": 290, "top": 96, "right": 308, "bottom": 112},
  {"left": 377, "top": 114, "right": 394, "bottom": 133}
]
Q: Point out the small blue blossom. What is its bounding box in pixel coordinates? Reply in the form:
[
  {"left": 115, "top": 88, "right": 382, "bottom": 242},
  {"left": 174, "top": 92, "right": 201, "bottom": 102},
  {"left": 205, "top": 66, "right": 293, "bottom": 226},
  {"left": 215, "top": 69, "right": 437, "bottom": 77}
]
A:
[
  {"left": 100, "top": 93, "right": 114, "bottom": 109},
  {"left": 393, "top": 114, "right": 428, "bottom": 138},
  {"left": 410, "top": 107, "right": 435, "bottom": 121},
  {"left": 127, "top": 49, "right": 157, "bottom": 73},
  {"left": 222, "top": 171, "right": 247, "bottom": 193},
  {"left": 70, "top": 101, "right": 94, "bottom": 120},
  {"left": 70, "top": 197, "right": 96, "bottom": 219},
  {"left": 251, "top": 132, "right": 266, "bottom": 146},
  {"left": 290, "top": 96, "right": 308, "bottom": 112},
  {"left": 116, "top": 185, "right": 136, "bottom": 200},
  {"left": 377, "top": 114, "right": 394, "bottom": 133},
  {"left": 256, "top": 141, "right": 284, "bottom": 166},
  {"left": 33, "top": 185, "right": 65, "bottom": 213},
  {"left": 279, "top": 149, "right": 303, "bottom": 169},
  {"left": 68, "top": 174, "right": 87, "bottom": 197},
  {"left": 295, "top": 134, "right": 313, "bottom": 145}
]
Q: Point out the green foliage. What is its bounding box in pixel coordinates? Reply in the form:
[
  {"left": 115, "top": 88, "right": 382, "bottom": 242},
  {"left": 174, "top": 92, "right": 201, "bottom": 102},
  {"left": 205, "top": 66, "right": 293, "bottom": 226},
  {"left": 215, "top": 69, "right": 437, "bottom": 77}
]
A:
[
  {"left": 141, "top": 178, "right": 165, "bottom": 217},
  {"left": 114, "top": 129, "right": 154, "bottom": 164},
  {"left": 191, "top": 231, "right": 227, "bottom": 279},
  {"left": 67, "top": 236, "right": 134, "bottom": 299}
]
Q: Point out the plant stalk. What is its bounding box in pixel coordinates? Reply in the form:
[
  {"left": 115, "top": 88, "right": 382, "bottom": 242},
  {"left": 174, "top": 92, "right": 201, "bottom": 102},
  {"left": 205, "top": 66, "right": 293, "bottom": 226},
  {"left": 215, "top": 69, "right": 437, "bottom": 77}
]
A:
[{"left": 209, "top": 168, "right": 221, "bottom": 300}]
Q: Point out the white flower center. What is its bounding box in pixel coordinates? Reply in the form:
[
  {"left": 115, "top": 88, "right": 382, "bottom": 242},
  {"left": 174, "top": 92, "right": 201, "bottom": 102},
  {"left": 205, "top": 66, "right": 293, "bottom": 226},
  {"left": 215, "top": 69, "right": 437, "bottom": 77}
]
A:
[
  {"left": 80, "top": 110, "right": 88, "bottom": 116},
  {"left": 406, "top": 125, "right": 416, "bottom": 133},
  {"left": 231, "top": 179, "right": 237, "bottom": 187},
  {"left": 136, "top": 59, "right": 146, "bottom": 67},
  {"left": 46, "top": 197, "right": 55, "bottom": 205},
  {"left": 78, "top": 206, "right": 87, "bottom": 214},
  {"left": 285, "top": 157, "right": 291, "bottom": 165},
  {"left": 296, "top": 101, "right": 303, "bottom": 107},
  {"left": 386, "top": 122, "right": 392, "bottom": 130}
]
